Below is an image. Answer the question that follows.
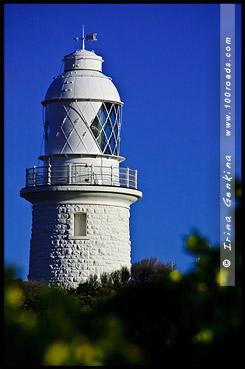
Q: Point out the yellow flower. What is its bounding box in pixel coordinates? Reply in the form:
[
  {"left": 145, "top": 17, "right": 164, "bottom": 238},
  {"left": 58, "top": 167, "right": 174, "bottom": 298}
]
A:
[
  {"left": 169, "top": 271, "right": 182, "bottom": 282},
  {"left": 5, "top": 286, "right": 24, "bottom": 308},
  {"left": 188, "top": 235, "right": 198, "bottom": 247},
  {"left": 43, "top": 341, "right": 70, "bottom": 366},
  {"left": 193, "top": 329, "right": 213, "bottom": 343},
  {"left": 216, "top": 269, "right": 229, "bottom": 286},
  {"left": 74, "top": 343, "right": 104, "bottom": 365}
]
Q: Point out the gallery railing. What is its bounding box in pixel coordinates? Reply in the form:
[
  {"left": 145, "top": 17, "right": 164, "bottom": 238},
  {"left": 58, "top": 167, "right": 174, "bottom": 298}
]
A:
[{"left": 25, "top": 164, "right": 138, "bottom": 189}]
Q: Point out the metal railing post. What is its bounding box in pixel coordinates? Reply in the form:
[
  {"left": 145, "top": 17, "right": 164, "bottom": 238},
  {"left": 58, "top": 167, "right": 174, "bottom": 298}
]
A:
[
  {"left": 33, "top": 166, "right": 36, "bottom": 186},
  {"left": 47, "top": 164, "right": 51, "bottom": 185},
  {"left": 68, "top": 164, "right": 72, "bottom": 184},
  {"left": 91, "top": 164, "right": 94, "bottom": 184},
  {"left": 126, "top": 167, "right": 129, "bottom": 188},
  {"left": 135, "top": 170, "right": 137, "bottom": 189}
]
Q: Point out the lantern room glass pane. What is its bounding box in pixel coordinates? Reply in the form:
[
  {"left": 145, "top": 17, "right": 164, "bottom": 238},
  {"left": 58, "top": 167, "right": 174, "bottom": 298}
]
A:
[
  {"left": 91, "top": 102, "right": 122, "bottom": 155},
  {"left": 110, "top": 136, "right": 116, "bottom": 152},
  {"left": 104, "top": 145, "right": 111, "bottom": 155},
  {"left": 104, "top": 122, "right": 112, "bottom": 139},
  {"left": 110, "top": 107, "right": 116, "bottom": 125},
  {"left": 105, "top": 102, "right": 112, "bottom": 113},
  {"left": 97, "top": 130, "right": 107, "bottom": 151},
  {"left": 91, "top": 116, "right": 102, "bottom": 138},
  {"left": 114, "top": 123, "right": 118, "bottom": 138},
  {"left": 97, "top": 104, "right": 107, "bottom": 125}
]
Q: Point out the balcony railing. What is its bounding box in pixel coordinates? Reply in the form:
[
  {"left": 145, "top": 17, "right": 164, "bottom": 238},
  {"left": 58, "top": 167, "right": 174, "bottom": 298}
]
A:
[{"left": 25, "top": 164, "right": 138, "bottom": 189}]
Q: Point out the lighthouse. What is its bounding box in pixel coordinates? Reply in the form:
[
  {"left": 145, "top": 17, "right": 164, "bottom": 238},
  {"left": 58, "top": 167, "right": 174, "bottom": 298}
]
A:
[{"left": 20, "top": 32, "right": 142, "bottom": 288}]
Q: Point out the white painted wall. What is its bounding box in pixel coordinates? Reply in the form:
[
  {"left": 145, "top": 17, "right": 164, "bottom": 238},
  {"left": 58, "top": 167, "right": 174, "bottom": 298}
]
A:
[
  {"left": 21, "top": 185, "right": 142, "bottom": 288},
  {"left": 28, "top": 202, "right": 131, "bottom": 288}
]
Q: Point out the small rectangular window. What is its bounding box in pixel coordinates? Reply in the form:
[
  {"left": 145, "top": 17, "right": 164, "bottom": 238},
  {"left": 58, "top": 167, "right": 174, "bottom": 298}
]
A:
[{"left": 74, "top": 213, "right": 87, "bottom": 236}]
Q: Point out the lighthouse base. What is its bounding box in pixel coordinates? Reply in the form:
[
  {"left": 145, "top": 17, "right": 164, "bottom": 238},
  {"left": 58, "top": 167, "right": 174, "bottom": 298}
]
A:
[{"left": 20, "top": 185, "right": 142, "bottom": 288}]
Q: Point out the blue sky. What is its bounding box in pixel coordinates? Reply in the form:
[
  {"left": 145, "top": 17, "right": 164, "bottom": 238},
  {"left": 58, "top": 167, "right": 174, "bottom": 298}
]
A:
[{"left": 4, "top": 4, "right": 241, "bottom": 279}]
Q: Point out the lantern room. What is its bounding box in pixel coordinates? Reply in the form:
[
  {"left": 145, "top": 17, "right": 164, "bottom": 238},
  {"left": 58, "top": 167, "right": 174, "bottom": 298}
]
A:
[{"left": 42, "top": 48, "right": 123, "bottom": 158}]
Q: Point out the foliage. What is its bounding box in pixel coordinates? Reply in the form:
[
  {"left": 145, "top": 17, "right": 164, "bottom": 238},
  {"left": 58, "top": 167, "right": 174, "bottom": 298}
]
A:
[
  {"left": 184, "top": 229, "right": 210, "bottom": 255},
  {"left": 131, "top": 256, "right": 175, "bottom": 283},
  {"left": 4, "top": 181, "right": 242, "bottom": 367}
]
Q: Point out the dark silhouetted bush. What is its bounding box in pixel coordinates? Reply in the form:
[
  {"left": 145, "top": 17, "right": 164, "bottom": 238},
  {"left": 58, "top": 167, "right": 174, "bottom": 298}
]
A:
[{"left": 131, "top": 256, "right": 175, "bottom": 283}]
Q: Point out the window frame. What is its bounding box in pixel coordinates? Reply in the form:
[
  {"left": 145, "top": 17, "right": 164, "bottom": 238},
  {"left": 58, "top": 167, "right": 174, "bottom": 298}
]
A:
[{"left": 69, "top": 212, "right": 90, "bottom": 240}]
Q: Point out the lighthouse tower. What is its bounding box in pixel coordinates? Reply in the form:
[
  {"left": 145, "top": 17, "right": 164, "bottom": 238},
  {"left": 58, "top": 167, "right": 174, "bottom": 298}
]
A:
[{"left": 20, "top": 33, "right": 142, "bottom": 288}]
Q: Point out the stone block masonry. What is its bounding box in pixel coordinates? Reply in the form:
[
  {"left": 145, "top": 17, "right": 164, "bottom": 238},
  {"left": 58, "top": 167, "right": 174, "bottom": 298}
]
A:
[{"left": 28, "top": 203, "right": 131, "bottom": 288}]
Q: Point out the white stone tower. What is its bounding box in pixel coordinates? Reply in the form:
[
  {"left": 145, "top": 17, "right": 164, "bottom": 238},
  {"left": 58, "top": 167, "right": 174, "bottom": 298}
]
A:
[{"left": 20, "top": 33, "right": 142, "bottom": 288}]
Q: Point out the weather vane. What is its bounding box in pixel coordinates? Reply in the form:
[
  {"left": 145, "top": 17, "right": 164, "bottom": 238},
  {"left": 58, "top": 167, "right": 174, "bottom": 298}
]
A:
[{"left": 74, "top": 25, "right": 97, "bottom": 50}]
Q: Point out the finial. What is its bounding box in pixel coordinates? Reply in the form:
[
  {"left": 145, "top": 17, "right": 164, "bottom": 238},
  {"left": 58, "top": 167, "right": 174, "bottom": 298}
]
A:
[{"left": 74, "top": 26, "right": 98, "bottom": 50}]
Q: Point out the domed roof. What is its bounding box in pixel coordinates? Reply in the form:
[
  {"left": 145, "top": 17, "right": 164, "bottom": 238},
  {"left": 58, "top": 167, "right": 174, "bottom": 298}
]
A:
[{"left": 43, "top": 49, "right": 122, "bottom": 105}]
